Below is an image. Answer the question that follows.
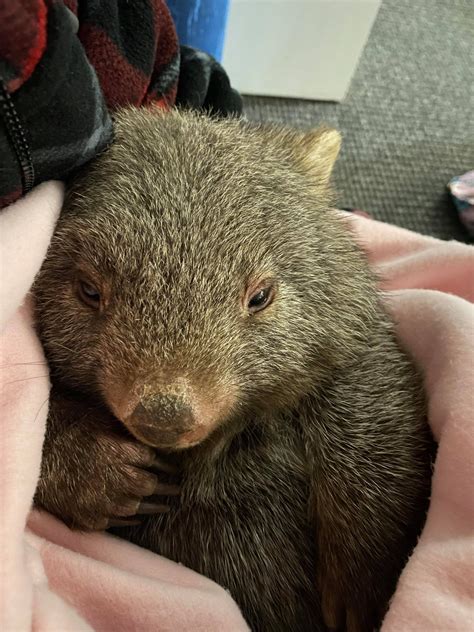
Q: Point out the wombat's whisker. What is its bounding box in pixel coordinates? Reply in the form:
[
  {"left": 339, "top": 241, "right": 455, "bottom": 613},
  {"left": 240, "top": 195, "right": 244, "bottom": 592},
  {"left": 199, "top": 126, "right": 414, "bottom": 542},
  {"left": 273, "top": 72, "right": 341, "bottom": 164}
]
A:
[
  {"left": 33, "top": 397, "right": 50, "bottom": 424},
  {"left": 51, "top": 341, "right": 76, "bottom": 354}
]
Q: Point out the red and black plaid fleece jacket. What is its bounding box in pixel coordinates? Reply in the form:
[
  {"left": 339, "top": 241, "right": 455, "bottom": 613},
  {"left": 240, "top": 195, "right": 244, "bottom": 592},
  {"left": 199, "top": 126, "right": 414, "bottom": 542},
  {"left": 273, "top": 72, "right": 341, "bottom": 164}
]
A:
[{"left": 0, "top": 0, "right": 242, "bottom": 209}]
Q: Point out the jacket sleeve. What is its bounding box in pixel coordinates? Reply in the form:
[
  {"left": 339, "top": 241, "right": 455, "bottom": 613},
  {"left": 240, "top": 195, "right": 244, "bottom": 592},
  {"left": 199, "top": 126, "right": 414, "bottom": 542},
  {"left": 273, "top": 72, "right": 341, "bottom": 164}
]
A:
[
  {"left": 176, "top": 45, "right": 243, "bottom": 117},
  {"left": 0, "top": 1, "right": 242, "bottom": 210},
  {"left": 0, "top": 1, "right": 113, "bottom": 208}
]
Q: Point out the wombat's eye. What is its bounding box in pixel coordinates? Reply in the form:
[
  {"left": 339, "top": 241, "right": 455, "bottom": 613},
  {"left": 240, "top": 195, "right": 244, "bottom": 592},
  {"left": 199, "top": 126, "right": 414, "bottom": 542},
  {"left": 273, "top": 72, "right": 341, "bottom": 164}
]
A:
[
  {"left": 77, "top": 279, "right": 101, "bottom": 310},
  {"left": 247, "top": 284, "right": 275, "bottom": 314}
]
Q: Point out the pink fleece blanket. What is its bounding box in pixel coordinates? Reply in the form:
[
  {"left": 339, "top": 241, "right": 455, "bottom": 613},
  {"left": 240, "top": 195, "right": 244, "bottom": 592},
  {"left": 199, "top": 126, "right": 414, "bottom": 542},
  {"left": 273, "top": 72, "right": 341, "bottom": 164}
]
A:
[{"left": 1, "top": 183, "right": 473, "bottom": 631}]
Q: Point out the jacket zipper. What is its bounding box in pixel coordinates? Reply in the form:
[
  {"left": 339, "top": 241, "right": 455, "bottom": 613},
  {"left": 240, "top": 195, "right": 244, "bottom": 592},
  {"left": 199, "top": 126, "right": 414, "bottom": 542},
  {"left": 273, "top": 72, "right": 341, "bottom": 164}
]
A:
[{"left": 0, "top": 79, "right": 35, "bottom": 194}]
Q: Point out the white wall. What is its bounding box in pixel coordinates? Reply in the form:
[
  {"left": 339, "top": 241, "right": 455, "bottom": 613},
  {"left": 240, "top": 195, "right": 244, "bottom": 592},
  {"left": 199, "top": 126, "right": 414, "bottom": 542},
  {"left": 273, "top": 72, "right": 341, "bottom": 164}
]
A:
[{"left": 222, "top": 0, "right": 381, "bottom": 102}]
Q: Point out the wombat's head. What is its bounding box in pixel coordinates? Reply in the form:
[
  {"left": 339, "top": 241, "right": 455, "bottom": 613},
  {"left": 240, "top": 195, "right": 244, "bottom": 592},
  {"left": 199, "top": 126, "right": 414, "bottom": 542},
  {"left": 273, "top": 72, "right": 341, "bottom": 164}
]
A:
[{"left": 34, "top": 107, "right": 377, "bottom": 451}]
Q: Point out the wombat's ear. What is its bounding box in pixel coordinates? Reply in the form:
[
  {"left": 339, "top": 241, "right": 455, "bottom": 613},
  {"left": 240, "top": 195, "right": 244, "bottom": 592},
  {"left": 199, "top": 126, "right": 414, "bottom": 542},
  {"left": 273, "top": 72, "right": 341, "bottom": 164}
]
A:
[{"left": 296, "top": 127, "right": 341, "bottom": 183}]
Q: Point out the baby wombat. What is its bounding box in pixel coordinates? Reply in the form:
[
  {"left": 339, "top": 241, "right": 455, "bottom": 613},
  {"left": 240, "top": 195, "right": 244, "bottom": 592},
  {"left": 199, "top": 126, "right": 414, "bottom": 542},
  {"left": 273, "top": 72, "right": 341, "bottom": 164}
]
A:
[{"left": 33, "top": 107, "right": 433, "bottom": 632}]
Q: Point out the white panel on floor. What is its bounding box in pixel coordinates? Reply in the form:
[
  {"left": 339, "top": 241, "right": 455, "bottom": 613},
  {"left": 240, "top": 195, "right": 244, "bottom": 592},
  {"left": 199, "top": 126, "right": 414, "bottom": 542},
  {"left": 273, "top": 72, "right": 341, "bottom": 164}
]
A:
[{"left": 222, "top": 0, "right": 381, "bottom": 102}]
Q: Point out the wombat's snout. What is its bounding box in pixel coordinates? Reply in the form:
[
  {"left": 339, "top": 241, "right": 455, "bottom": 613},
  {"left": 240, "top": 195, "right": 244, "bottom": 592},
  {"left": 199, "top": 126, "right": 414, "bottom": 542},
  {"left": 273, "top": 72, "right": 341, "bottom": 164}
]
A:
[{"left": 108, "top": 379, "right": 234, "bottom": 451}]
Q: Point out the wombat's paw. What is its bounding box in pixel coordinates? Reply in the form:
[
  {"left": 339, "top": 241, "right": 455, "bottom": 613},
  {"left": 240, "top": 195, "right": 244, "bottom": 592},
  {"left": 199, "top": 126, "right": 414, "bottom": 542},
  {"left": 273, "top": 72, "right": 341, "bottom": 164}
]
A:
[
  {"left": 89, "top": 438, "right": 180, "bottom": 531},
  {"left": 72, "top": 435, "right": 180, "bottom": 531},
  {"left": 36, "top": 397, "right": 181, "bottom": 532}
]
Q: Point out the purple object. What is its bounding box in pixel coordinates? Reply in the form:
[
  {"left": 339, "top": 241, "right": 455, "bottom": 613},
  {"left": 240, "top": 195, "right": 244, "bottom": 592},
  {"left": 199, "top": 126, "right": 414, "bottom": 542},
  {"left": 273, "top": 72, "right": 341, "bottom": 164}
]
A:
[{"left": 448, "top": 171, "right": 474, "bottom": 235}]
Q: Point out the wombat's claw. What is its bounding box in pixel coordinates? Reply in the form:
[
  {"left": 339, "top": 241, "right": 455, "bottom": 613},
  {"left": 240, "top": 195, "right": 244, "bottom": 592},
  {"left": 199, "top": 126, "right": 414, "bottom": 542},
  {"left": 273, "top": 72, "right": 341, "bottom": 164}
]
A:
[
  {"left": 151, "top": 455, "right": 179, "bottom": 475},
  {"left": 154, "top": 482, "right": 180, "bottom": 496},
  {"left": 136, "top": 501, "right": 171, "bottom": 514},
  {"left": 108, "top": 518, "right": 142, "bottom": 528}
]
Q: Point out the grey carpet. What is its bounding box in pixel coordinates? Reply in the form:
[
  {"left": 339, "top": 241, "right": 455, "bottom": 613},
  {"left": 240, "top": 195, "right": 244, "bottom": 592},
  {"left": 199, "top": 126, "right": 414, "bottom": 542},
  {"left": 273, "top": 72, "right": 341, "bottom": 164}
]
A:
[{"left": 243, "top": 0, "right": 474, "bottom": 242}]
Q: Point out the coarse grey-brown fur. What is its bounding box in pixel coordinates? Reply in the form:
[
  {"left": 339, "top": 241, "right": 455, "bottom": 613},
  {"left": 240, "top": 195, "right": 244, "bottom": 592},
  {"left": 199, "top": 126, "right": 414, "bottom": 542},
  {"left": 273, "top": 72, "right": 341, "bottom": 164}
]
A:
[{"left": 33, "top": 108, "right": 434, "bottom": 632}]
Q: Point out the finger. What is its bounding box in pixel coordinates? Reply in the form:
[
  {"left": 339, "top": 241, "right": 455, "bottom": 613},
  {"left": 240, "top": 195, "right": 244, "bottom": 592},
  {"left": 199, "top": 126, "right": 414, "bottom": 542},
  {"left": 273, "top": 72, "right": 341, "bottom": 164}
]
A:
[
  {"left": 111, "top": 497, "right": 141, "bottom": 517},
  {"left": 123, "top": 467, "right": 180, "bottom": 497},
  {"left": 108, "top": 518, "right": 142, "bottom": 528},
  {"left": 136, "top": 501, "right": 171, "bottom": 515},
  {"left": 121, "top": 441, "right": 157, "bottom": 467},
  {"left": 71, "top": 516, "right": 108, "bottom": 532},
  {"left": 124, "top": 466, "right": 159, "bottom": 496},
  {"left": 120, "top": 444, "right": 179, "bottom": 475}
]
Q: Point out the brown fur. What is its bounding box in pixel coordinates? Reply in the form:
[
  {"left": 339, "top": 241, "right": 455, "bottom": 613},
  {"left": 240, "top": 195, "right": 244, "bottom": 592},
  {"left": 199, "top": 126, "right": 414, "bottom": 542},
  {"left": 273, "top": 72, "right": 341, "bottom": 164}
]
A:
[{"left": 33, "top": 108, "right": 434, "bottom": 631}]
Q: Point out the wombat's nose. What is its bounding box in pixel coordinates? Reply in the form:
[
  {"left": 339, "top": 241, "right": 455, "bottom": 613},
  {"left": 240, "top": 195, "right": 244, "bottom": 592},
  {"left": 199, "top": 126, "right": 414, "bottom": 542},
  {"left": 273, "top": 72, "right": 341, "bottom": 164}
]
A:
[
  {"left": 127, "top": 394, "right": 196, "bottom": 447},
  {"left": 135, "top": 394, "right": 194, "bottom": 428}
]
